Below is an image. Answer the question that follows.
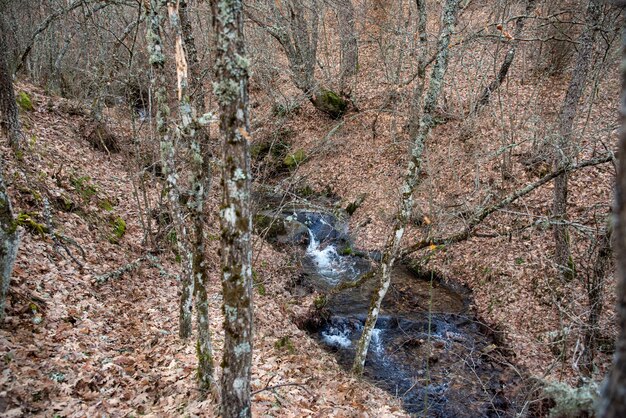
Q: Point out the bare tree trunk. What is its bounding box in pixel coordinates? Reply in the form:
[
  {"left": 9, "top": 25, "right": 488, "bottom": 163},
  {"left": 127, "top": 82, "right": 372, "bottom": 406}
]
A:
[
  {"left": 0, "top": 9, "right": 21, "bottom": 150},
  {"left": 179, "top": 0, "right": 207, "bottom": 114},
  {"left": 249, "top": 0, "right": 348, "bottom": 118},
  {"left": 581, "top": 221, "right": 612, "bottom": 377},
  {"left": 553, "top": 0, "right": 601, "bottom": 281},
  {"left": 336, "top": 0, "right": 357, "bottom": 96},
  {"left": 406, "top": 0, "right": 428, "bottom": 138},
  {"left": 146, "top": 0, "right": 194, "bottom": 339},
  {"left": 167, "top": 0, "right": 217, "bottom": 395},
  {"left": 474, "top": 0, "right": 537, "bottom": 111},
  {"left": 352, "top": 0, "right": 460, "bottom": 375},
  {"left": 0, "top": 165, "right": 19, "bottom": 322},
  {"left": 598, "top": 10, "right": 626, "bottom": 416},
  {"left": 211, "top": 0, "right": 253, "bottom": 415}
]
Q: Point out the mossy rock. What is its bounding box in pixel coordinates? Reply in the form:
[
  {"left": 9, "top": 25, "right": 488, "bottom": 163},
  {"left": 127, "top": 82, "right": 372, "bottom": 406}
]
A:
[
  {"left": 312, "top": 89, "right": 347, "bottom": 119},
  {"left": 98, "top": 199, "right": 115, "bottom": 212},
  {"left": 251, "top": 129, "right": 292, "bottom": 161},
  {"left": 254, "top": 213, "right": 287, "bottom": 238},
  {"left": 108, "top": 216, "right": 126, "bottom": 244},
  {"left": 16, "top": 91, "right": 35, "bottom": 112},
  {"left": 254, "top": 211, "right": 309, "bottom": 243},
  {"left": 283, "top": 149, "right": 306, "bottom": 169},
  {"left": 337, "top": 245, "right": 354, "bottom": 256},
  {"left": 15, "top": 212, "right": 48, "bottom": 237}
]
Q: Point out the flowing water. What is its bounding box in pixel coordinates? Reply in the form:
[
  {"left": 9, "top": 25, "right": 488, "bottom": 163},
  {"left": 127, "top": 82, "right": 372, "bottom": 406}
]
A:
[{"left": 281, "top": 211, "right": 517, "bottom": 417}]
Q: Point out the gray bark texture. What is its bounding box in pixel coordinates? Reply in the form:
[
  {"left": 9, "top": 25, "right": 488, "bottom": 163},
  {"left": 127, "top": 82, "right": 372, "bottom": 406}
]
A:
[
  {"left": 552, "top": 0, "right": 601, "bottom": 281},
  {"left": 0, "top": 9, "right": 21, "bottom": 150},
  {"left": 352, "top": 0, "right": 460, "bottom": 375},
  {"left": 211, "top": 0, "right": 254, "bottom": 415},
  {"left": 167, "top": 0, "right": 217, "bottom": 396},
  {"left": 0, "top": 165, "right": 19, "bottom": 322},
  {"left": 146, "top": 0, "right": 194, "bottom": 339},
  {"left": 598, "top": 10, "right": 626, "bottom": 417}
]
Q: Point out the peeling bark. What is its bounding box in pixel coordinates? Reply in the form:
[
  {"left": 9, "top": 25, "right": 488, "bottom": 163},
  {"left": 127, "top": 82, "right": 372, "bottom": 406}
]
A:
[
  {"left": 167, "top": 0, "right": 217, "bottom": 395},
  {"left": 146, "top": 0, "right": 194, "bottom": 339},
  {"left": 352, "top": 0, "right": 460, "bottom": 375},
  {"left": 211, "top": 0, "right": 253, "bottom": 415}
]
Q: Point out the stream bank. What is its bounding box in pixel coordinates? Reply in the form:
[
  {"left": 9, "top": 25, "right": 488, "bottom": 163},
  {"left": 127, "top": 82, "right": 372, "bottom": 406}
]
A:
[{"left": 257, "top": 207, "right": 521, "bottom": 417}]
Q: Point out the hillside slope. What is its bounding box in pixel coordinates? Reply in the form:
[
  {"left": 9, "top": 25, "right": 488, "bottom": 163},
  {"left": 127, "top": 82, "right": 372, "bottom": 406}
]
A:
[{"left": 0, "top": 84, "right": 405, "bottom": 417}]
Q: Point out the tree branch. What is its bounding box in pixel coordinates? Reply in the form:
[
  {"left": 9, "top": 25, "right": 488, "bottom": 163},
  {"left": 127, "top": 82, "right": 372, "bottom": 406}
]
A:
[{"left": 400, "top": 153, "right": 614, "bottom": 258}]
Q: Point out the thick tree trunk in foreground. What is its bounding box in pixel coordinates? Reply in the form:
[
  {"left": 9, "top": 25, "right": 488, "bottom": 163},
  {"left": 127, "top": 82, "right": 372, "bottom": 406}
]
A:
[
  {"left": 167, "top": 0, "right": 217, "bottom": 395},
  {"left": 211, "top": 0, "right": 253, "bottom": 415},
  {"left": 352, "top": 0, "right": 460, "bottom": 375},
  {"left": 146, "top": 0, "right": 194, "bottom": 339},
  {"left": 0, "top": 11, "right": 21, "bottom": 150},
  {"left": 598, "top": 9, "right": 626, "bottom": 417},
  {"left": 0, "top": 166, "right": 19, "bottom": 322},
  {"left": 552, "top": 0, "right": 600, "bottom": 281}
]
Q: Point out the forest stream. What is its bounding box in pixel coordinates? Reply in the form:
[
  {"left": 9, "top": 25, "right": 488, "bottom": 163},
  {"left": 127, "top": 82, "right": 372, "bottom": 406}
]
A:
[{"left": 275, "top": 210, "right": 519, "bottom": 417}]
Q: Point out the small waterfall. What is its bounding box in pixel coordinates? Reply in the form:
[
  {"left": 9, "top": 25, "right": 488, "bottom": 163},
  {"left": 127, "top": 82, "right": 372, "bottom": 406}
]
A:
[
  {"left": 320, "top": 318, "right": 385, "bottom": 357},
  {"left": 321, "top": 321, "right": 353, "bottom": 349},
  {"left": 305, "top": 228, "right": 359, "bottom": 283}
]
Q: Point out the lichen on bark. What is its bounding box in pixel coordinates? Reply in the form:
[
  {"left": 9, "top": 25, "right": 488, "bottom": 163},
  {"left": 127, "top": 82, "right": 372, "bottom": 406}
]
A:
[{"left": 211, "top": 0, "right": 254, "bottom": 415}]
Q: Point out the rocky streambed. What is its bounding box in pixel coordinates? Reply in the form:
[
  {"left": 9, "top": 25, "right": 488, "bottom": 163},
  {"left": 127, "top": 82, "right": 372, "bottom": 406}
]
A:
[{"left": 259, "top": 208, "right": 520, "bottom": 417}]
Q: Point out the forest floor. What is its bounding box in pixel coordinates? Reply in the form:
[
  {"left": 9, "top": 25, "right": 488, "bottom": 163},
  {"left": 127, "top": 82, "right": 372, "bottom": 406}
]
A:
[
  {"left": 0, "top": 84, "right": 407, "bottom": 417},
  {"left": 0, "top": 3, "right": 622, "bottom": 416}
]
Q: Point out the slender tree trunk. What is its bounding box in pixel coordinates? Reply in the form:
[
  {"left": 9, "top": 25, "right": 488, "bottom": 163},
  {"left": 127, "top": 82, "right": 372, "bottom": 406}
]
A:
[
  {"left": 250, "top": 0, "right": 348, "bottom": 118},
  {"left": 167, "top": 0, "right": 217, "bottom": 395},
  {"left": 0, "top": 165, "right": 19, "bottom": 322},
  {"left": 211, "top": 0, "right": 253, "bottom": 415},
  {"left": 407, "top": 0, "right": 428, "bottom": 138},
  {"left": 336, "top": 0, "right": 357, "bottom": 96},
  {"left": 146, "top": 0, "right": 194, "bottom": 339},
  {"left": 352, "top": 0, "right": 460, "bottom": 375},
  {"left": 0, "top": 9, "right": 21, "bottom": 150},
  {"left": 553, "top": 0, "right": 601, "bottom": 281},
  {"left": 598, "top": 11, "right": 626, "bottom": 416},
  {"left": 474, "top": 0, "right": 537, "bottom": 111},
  {"left": 581, "top": 221, "right": 612, "bottom": 377}
]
